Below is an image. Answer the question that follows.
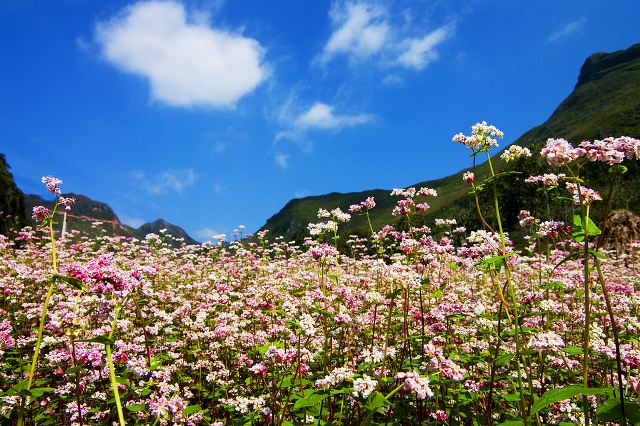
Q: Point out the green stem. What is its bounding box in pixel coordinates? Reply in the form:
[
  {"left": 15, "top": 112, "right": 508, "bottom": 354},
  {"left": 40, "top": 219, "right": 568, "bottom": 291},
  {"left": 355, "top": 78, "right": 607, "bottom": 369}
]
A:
[
  {"left": 107, "top": 302, "right": 127, "bottom": 426},
  {"left": 18, "top": 210, "right": 61, "bottom": 426},
  {"left": 593, "top": 256, "right": 627, "bottom": 425},
  {"left": 486, "top": 151, "right": 529, "bottom": 425},
  {"left": 581, "top": 199, "right": 592, "bottom": 426},
  {"left": 360, "top": 382, "right": 405, "bottom": 426}
]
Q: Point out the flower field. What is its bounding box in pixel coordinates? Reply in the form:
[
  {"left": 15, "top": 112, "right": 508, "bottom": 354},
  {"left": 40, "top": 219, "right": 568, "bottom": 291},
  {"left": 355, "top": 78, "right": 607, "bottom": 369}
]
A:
[{"left": 2, "top": 124, "right": 640, "bottom": 425}]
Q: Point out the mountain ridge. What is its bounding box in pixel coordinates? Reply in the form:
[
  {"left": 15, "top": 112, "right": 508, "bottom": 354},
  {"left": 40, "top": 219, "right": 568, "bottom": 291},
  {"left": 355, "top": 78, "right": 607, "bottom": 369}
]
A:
[
  {"left": 259, "top": 43, "right": 640, "bottom": 244},
  {"left": 22, "top": 193, "right": 199, "bottom": 246}
]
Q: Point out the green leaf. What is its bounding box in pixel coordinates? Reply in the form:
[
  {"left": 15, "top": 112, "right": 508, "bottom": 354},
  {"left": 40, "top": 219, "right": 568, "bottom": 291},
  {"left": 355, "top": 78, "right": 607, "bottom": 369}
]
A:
[
  {"left": 485, "top": 170, "right": 521, "bottom": 183},
  {"left": 609, "top": 164, "right": 628, "bottom": 175},
  {"left": 126, "top": 404, "right": 148, "bottom": 412},
  {"left": 572, "top": 214, "right": 601, "bottom": 242},
  {"left": 626, "top": 402, "right": 640, "bottom": 424},
  {"left": 76, "top": 335, "right": 114, "bottom": 345},
  {"left": 365, "top": 391, "right": 390, "bottom": 411},
  {"left": 115, "top": 376, "right": 131, "bottom": 389},
  {"left": 29, "top": 387, "right": 54, "bottom": 397},
  {"left": 183, "top": 404, "right": 203, "bottom": 415},
  {"left": 495, "top": 354, "right": 514, "bottom": 366},
  {"left": 531, "top": 386, "right": 614, "bottom": 414},
  {"left": 52, "top": 273, "right": 88, "bottom": 291},
  {"left": 539, "top": 280, "right": 565, "bottom": 290},
  {"left": 561, "top": 346, "right": 584, "bottom": 355},
  {"left": 386, "top": 288, "right": 403, "bottom": 301},
  {"left": 596, "top": 399, "right": 622, "bottom": 421},
  {"left": 293, "top": 391, "right": 329, "bottom": 410}
]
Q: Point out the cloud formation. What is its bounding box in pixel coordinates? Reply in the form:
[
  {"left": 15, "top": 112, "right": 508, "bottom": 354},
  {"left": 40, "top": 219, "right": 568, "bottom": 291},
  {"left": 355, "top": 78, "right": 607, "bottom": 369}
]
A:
[
  {"left": 316, "top": 1, "right": 454, "bottom": 70},
  {"left": 275, "top": 100, "right": 373, "bottom": 146},
  {"left": 547, "top": 17, "right": 587, "bottom": 43},
  {"left": 95, "top": 0, "right": 267, "bottom": 107},
  {"left": 132, "top": 168, "right": 198, "bottom": 194}
]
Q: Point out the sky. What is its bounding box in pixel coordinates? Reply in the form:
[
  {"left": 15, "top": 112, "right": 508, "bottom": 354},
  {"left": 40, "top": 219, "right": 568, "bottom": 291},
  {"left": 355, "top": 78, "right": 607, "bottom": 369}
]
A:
[{"left": 1, "top": 0, "right": 639, "bottom": 242}]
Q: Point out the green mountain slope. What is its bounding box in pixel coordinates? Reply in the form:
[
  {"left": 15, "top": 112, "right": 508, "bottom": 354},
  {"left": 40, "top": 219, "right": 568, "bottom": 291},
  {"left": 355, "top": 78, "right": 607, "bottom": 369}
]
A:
[
  {"left": 259, "top": 43, "right": 640, "bottom": 244},
  {"left": 22, "top": 193, "right": 199, "bottom": 247}
]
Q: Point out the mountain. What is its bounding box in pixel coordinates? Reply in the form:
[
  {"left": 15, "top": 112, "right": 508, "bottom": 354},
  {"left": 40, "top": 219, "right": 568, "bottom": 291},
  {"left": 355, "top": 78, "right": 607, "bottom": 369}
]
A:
[
  {"left": 0, "top": 153, "right": 28, "bottom": 234},
  {"left": 259, "top": 43, "right": 640, "bottom": 244},
  {"left": 22, "top": 193, "right": 199, "bottom": 247}
]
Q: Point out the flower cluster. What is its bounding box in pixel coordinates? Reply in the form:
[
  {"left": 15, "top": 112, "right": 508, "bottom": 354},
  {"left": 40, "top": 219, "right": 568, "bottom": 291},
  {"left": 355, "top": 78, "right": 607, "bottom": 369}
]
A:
[
  {"left": 391, "top": 187, "right": 437, "bottom": 216},
  {"left": 541, "top": 136, "right": 640, "bottom": 167},
  {"left": 528, "top": 332, "right": 565, "bottom": 352},
  {"left": 524, "top": 173, "right": 566, "bottom": 186},
  {"left": 537, "top": 221, "right": 568, "bottom": 239},
  {"left": 500, "top": 145, "right": 532, "bottom": 162},
  {"left": 396, "top": 371, "right": 434, "bottom": 400},
  {"left": 452, "top": 121, "right": 503, "bottom": 150},
  {"left": 349, "top": 196, "right": 376, "bottom": 213},
  {"left": 565, "top": 182, "right": 602, "bottom": 206},
  {"left": 352, "top": 374, "right": 378, "bottom": 398},
  {"left": 518, "top": 210, "right": 536, "bottom": 227}
]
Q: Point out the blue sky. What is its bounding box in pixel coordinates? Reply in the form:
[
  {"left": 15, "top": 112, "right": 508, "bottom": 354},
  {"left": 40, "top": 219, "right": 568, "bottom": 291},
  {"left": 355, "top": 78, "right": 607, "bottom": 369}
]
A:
[{"left": 1, "top": 0, "right": 638, "bottom": 242}]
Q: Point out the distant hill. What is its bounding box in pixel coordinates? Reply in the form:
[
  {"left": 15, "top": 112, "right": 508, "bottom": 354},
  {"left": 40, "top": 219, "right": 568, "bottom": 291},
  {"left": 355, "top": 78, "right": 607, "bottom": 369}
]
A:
[
  {"left": 21, "top": 193, "right": 200, "bottom": 247},
  {"left": 0, "top": 154, "right": 28, "bottom": 234},
  {"left": 259, "top": 43, "right": 640, "bottom": 245}
]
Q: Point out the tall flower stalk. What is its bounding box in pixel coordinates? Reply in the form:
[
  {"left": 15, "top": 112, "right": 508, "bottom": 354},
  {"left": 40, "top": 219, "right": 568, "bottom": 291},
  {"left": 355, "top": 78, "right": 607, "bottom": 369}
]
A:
[
  {"left": 18, "top": 177, "right": 77, "bottom": 426},
  {"left": 454, "top": 122, "right": 533, "bottom": 424}
]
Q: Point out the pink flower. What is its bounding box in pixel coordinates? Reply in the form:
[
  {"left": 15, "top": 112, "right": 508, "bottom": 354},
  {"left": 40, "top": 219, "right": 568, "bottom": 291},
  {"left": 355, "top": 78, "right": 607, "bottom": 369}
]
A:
[
  {"left": 31, "top": 205, "right": 51, "bottom": 221},
  {"left": 541, "top": 138, "right": 581, "bottom": 167},
  {"left": 463, "top": 171, "right": 474, "bottom": 184},
  {"left": 565, "top": 182, "right": 602, "bottom": 206},
  {"left": 41, "top": 176, "right": 62, "bottom": 195}
]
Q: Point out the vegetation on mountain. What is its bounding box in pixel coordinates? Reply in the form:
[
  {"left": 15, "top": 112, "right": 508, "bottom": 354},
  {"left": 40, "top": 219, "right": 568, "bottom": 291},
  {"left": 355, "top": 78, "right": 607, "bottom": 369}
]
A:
[
  {"left": 0, "top": 154, "right": 27, "bottom": 234},
  {"left": 259, "top": 43, "right": 640, "bottom": 249}
]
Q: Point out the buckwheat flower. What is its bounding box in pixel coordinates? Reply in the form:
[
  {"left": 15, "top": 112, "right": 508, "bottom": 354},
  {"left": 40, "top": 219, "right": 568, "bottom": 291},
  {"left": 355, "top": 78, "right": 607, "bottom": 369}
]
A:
[
  {"left": 317, "top": 208, "right": 331, "bottom": 218},
  {"left": 331, "top": 208, "right": 351, "bottom": 222},
  {"left": 349, "top": 204, "right": 362, "bottom": 213},
  {"left": 397, "top": 371, "right": 434, "bottom": 400},
  {"left": 525, "top": 173, "right": 566, "bottom": 186},
  {"left": 579, "top": 139, "right": 625, "bottom": 165},
  {"left": 500, "top": 145, "right": 532, "bottom": 162},
  {"left": 415, "top": 203, "right": 430, "bottom": 212},
  {"left": 353, "top": 374, "right": 377, "bottom": 398},
  {"left": 59, "top": 196, "right": 75, "bottom": 211},
  {"left": 31, "top": 205, "right": 51, "bottom": 221},
  {"left": 614, "top": 135, "right": 640, "bottom": 160},
  {"left": 362, "top": 196, "right": 376, "bottom": 209},
  {"left": 453, "top": 121, "right": 503, "bottom": 149},
  {"left": 518, "top": 210, "right": 536, "bottom": 227},
  {"left": 537, "top": 221, "right": 565, "bottom": 239},
  {"left": 42, "top": 176, "right": 62, "bottom": 194},
  {"left": 565, "top": 182, "right": 602, "bottom": 206},
  {"left": 528, "top": 332, "right": 565, "bottom": 352},
  {"left": 432, "top": 410, "right": 447, "bottom": 421},
  {"left": 463, "top": 171, "right": 475, "bottom": 184},
  {"left": 541, "top": 138, "right": 581, "bottom": 167},
  {"left": 416, "top": 187, "right": 437, "bottom": 197}
]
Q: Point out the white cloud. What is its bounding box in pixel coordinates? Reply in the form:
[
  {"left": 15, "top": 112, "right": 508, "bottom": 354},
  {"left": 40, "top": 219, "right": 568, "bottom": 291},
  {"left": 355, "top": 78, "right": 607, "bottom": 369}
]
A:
[
  {"left": 194, "top": 226, "right": 222, "bottom": 241},
  {"left": 95, "top": 0, "right": 267, "bottom": 107},
  {"left": 274, "top": 152, "right": 290, "bottom": 169},
  {"left": 316, "top": 1, "right": 454, "bottom": 70},
  {"left": 396, "top": 25, "right": 453, "bottom": 70},
  {"left": 317, "top": 2, "right": 389, "bottom": 65},
  {"left": 294, "top": 102, "right": 372, "bottom": 130},
  {"left": 275, "top": 100, "right": 373, "bottom": 145},
  {"left": 132, "top": 168, "right": 198, "bottom": 194},
  {"left": 547, "top": 17, "right": 587, "bottom": 43}
]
